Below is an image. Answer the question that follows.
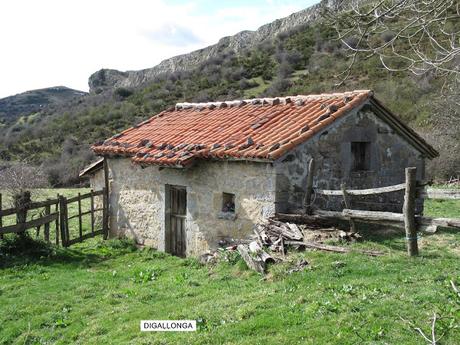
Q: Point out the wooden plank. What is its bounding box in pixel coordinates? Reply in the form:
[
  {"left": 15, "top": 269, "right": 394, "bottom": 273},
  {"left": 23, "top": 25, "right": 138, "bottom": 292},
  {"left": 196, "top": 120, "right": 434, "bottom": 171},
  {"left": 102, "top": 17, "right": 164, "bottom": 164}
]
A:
[
  {"left": 237, "top": 244, "right": 266, "bottom": 273},
  {"left": 90, "top": 190, "right": 95, "bottom": 235},
  {"left": 0, "top": 193, "right": 3, "bottom": 240},
  {"left": 342, "top": 209, "right": 404, "bottom": 222},
  {"left": 44, "top": 202, "right": 51, "bottom": 242},
  {"left": 78, "top": 192, "right": 83, "bottom": 241},
  {"left": 66, "top": 190, "right": 104, "bottom": 203},
  {"left": 59, "top": 196, "right": 68, "bottom": 247},
  {"left": 322, "top": 209, "right": 460, "bottom": 230},
  {"left": 404, "top": 167, "right": 418, "bottom": 256},
  {"left": 0, "top": 207, "right": 18, "bottom": 217},
  {"left": 419, "top": 188, "right": 460, "bottom": 200},
  {"left": 303, "top": 158, "right": 315, "bottom": 214},
  {"left": 103, "top": 158, "right": 110, "bottom": 240},
  {"left": 29, "top": 199, "right": 59, "bottom": 209},
  {"left": 66, "top": 230, "right": 104, "bottom": 246},
  {"left": 341, "top": 184, "right": 357, "bottom": 232},
  {"left": 316, "top": 183, "right": 406, "bottom": 196},
  {"left": 318, "top": 210, "right": 406, "bottom": 228},
  {"left": 287, "top": 240, "right": 384, "bottom": 256},
  {"left": 0, "top": 198, "right": 59, "bottom": 217},
  {"left": 55, "top": 194, "right": 60, "bottom": 245},
  {"left": 68, "top": 209, "right": 104, "bottom": 220},
  {"left": 180, "top": 216, "right": 186, "bottom": 257},
  {"left": 0, "top": 213, "right": 58, "bottom": 235},
  {"left": 170, "top": 216, "right": 176, "bottom": 255},
  {"left": 102, "top": 186, "right": 108, "bottom": 240},
  {"left": 67, "top": 192, "right": 88, "bottom": 203}
]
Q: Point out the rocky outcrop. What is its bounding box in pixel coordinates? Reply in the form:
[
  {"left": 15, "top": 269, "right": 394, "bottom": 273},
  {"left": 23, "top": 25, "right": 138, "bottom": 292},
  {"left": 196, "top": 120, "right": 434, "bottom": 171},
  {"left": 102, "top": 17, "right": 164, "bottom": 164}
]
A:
[{"left": 88, "top": 0, "right": 344, "bottom": 93}]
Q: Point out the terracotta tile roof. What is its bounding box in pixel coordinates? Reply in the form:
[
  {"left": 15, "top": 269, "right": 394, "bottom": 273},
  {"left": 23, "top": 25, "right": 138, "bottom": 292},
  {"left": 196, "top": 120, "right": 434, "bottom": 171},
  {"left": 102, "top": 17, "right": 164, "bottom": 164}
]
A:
[{"left": 92, "top": 90, "right": 436, "bottom": 167}]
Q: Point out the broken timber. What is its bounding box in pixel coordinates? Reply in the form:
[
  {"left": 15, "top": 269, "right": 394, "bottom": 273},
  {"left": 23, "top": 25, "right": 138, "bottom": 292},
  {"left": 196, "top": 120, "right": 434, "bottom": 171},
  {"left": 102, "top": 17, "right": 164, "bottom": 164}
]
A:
[
  {"left": 284, "top": 240, "right": 384, "bottom": 257},
  {"left": 277, "top": 210, "right": 460, "bottom": 233},
  {"left": 237, "top": 242, "right": 274, "bottom": 274}
]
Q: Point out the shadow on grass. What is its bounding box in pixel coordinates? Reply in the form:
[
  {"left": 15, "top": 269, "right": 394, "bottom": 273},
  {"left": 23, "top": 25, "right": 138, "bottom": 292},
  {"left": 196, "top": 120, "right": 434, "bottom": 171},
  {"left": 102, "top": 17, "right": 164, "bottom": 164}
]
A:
[
  {"left": 0, "top": 234, "right": 138, "bottom": 269},
  {"left": 340, "top": 221, "right": 408, "bottom": 252},
  {"left": 355, "top": 223, "right": 460, "bottom": 257}
]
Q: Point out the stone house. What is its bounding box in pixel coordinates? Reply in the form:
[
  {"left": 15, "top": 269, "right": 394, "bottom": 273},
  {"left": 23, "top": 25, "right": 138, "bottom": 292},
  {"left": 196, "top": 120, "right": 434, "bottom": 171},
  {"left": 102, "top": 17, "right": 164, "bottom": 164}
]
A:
[{"left": 91, "top": 90, "right": 437, "bottom": 257}]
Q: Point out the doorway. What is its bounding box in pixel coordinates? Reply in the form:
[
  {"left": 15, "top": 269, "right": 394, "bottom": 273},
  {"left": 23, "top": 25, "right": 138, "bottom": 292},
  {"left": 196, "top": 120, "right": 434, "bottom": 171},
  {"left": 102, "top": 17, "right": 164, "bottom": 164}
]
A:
[{"left": 166, "top": 185, "right": 187, "bottom": 257}]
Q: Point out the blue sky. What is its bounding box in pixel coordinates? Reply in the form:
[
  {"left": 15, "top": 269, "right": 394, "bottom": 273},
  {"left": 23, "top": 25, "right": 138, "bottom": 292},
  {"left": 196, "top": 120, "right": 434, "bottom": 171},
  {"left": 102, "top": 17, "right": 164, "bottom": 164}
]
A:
[{"left": 0, "top": 0, "right": 319, "bottom": 97}]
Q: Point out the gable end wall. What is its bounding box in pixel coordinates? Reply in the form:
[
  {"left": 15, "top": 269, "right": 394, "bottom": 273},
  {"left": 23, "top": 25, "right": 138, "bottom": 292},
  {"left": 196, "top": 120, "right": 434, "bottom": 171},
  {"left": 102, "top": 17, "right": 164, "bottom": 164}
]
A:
[{"left": 274, "top": 104, "right": 426, "bottom": 213}]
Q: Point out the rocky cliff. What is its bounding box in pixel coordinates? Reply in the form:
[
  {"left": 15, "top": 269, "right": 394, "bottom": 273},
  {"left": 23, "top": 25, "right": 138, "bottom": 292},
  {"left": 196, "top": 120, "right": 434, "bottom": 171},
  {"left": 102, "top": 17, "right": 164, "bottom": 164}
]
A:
[{"left": 88, "top": 0, "right": 343, "bottom": 92}]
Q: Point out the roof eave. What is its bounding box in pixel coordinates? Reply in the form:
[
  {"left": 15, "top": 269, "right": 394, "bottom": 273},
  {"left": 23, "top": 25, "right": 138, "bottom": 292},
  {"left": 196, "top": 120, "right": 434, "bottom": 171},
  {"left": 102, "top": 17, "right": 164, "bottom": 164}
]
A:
[{"left": 79, "top": 158, "right": 104, "bottom": 178}]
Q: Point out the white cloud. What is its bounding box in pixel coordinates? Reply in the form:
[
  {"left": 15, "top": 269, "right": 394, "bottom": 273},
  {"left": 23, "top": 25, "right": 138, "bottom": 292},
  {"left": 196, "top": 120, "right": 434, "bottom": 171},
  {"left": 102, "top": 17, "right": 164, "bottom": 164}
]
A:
[
  {"left": 0, "top": 0, "right": 318, "bottom": 97},
  {"left": 142, "top": 24, "right": 203, "bottom": 47}
]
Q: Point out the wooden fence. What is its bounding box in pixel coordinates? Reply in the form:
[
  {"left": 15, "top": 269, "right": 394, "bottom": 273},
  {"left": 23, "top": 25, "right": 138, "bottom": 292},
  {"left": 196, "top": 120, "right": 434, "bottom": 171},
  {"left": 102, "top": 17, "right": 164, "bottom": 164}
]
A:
[
  {"left": 0, "top": 188, "right": 108, "bottom": 247},
  {"left": 301, "top": 160, "right": 460, "bottom": 256}
]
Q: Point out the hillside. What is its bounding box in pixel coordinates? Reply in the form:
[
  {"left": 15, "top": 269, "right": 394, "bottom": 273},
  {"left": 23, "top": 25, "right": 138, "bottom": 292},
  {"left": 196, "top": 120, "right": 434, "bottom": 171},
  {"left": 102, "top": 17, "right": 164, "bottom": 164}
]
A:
[
  {"left": 0, "top": 1, "right": 457, "bottom": 186},
  {"left": 87, "top": 0, "right": 335, "bottom": 92},
  {"left": 0, "top": 86, "right": 86, "bottom": 127}
]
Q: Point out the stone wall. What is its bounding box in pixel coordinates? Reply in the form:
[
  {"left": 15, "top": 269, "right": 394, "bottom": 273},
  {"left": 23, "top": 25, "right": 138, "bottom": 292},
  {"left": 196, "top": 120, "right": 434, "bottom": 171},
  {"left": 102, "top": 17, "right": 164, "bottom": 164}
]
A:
[
  {"left": 274, "top": 104, "right": 426, "bottom": 213},
  {"left": 107, "top": 158, "right": 276, "bottom": 256},
  {"left": 89, "top": 169, "right": 105, "bottom": 191},
  {"left": 106, "top": 103, "right": 429, "bottom": 255}
]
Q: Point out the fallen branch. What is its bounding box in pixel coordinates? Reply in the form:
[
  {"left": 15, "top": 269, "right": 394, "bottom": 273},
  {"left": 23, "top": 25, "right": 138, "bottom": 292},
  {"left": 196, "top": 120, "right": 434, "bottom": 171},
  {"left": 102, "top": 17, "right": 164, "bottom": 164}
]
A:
[
  {"left": 451, "top": 280, "right": 460, "bottom": 298},
  {"left": 400, "top": 312, "right": 445, "bottom": 345},
  {"left": 285, "top": 240, "right": 384, "bottom": 257}
]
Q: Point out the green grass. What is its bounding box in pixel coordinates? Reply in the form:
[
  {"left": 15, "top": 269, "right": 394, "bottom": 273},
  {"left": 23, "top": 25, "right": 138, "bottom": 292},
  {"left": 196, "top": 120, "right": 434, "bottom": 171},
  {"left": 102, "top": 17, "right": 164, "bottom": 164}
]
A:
[
  {"left": 425, "top": 199, "right": 460, "bottom": 218},
  {"left": 1, "top": 190, "right": 460, "bottom": 344},
  {"left": 243, "top": 77, "right": 271, "bottom": 98}
]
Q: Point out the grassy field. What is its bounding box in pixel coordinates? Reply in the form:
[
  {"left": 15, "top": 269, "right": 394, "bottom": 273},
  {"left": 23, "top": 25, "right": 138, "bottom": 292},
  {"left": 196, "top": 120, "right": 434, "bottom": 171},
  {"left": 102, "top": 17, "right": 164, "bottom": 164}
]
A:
[{"left": 0, "top": 191, "right": 459, "bottom": 344}]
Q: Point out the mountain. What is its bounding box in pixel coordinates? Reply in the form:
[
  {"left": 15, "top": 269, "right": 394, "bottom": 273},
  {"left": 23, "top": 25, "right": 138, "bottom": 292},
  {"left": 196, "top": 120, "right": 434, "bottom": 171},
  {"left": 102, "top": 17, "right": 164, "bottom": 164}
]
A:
[
  {"left": 0, "top": 0, "right": 457, "bottom": 186},
  {"left": 88, "top": 0, "right": 343, "bottom": 92},
  {"left": 0, "top": 86, "right": 87, "bottom": 127}
]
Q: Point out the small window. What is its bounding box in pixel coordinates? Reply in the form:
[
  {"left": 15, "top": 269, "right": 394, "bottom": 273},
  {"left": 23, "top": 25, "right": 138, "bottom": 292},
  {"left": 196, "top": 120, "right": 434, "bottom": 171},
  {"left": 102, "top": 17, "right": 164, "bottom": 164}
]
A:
[
  {"left": 222, "top": 193, "right": 235, "bottom": 213},
  {"left": 351, "top": 142, "right": 371, "bottom": 171}
]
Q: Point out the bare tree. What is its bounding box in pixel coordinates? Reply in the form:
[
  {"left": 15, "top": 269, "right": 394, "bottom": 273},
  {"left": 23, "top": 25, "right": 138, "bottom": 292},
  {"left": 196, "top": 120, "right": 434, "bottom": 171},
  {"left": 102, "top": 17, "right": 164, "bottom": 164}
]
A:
[
  {"left": 422, "top": 83, "right": 460, "bottom": 180},
  {"left": 323, "top": 0, "right": 460, "bottom": 83},
  {"left": 0, "top": 162, "right": 48, "bottom": 205}
]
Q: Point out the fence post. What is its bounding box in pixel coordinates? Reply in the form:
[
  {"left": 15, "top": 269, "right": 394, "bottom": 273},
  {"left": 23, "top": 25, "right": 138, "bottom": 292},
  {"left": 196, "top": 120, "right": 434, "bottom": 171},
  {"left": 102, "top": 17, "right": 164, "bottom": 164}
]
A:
[
  {"left": 59, "top": 195, "right": 68, "bottom": 247},
  {"left": 44, "top": 201, "right": 50, "bottom": 242},
  {"left": 404, "top": 167, "right": 418, "bottom": 256},
  {"left": 304, "top": 158, "right": 315, "bottom": 214},
  {"left": 14, "top": 191, "right": 31, "bottom": 237},
  {"left": 0, "top": 193, "right": 3, "bottom": 240},
  {"left": 55, "top": 194, "right": 60, "bottom": 245},
  {"left": 90, "top": 189, "right": 95, "bottom": 236},
  {"left": 103, "top": 157, "right": 110, "bottom": 240},
  {"left": 102, "top": 187, "right": 109, "bottom": 240},
  {"left": 77, "top": 192, "right": 83, "bottom": 242},
  {"left": 341, "top": 183, "right": 357, "bottom": 233}
]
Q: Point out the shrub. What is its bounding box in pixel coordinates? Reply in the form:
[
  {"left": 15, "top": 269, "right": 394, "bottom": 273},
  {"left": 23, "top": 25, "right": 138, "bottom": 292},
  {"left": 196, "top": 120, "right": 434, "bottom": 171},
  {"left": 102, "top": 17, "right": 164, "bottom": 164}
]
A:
[{"left": 114, "top": 87, "right": 133, "bottom": 99}]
